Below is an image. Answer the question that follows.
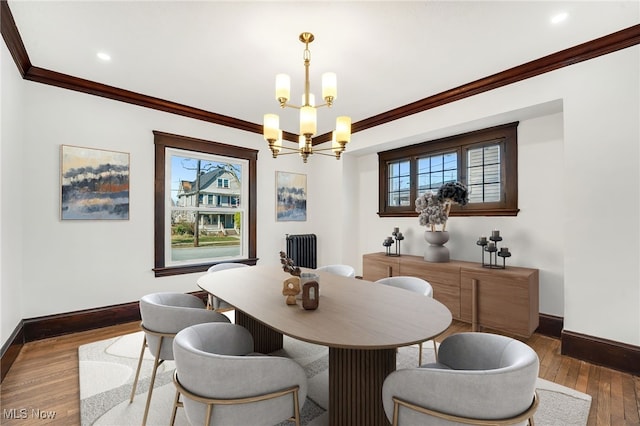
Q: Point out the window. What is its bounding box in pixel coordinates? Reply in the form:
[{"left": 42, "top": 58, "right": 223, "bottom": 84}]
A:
[
  {"left": 154, "top": 131, "right": 258, "bottom": 277},
  {"left": 387, "top": 160, "right": 410, "bottom": 207},
  {"left": 467, "top": 144, "right": 501, "bottom": 203},
  {"left": 378, "top": 122, "right": 519, "bottom": 217},
  {"left": 417, "top": 152, "right": 457, "bottom": 194}
]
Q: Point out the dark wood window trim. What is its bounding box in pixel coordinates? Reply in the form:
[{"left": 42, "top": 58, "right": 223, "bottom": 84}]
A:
[
  {"left": 153, "top": 131, "right": 258, "bottom": 277},
  {"left": 378, "top": 122, "right": 519, "bottom": 218}
]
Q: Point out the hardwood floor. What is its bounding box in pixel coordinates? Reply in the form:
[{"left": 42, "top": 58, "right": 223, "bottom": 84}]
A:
[{"left": 1, "top": 320, "right": 639, "bottom": 425}]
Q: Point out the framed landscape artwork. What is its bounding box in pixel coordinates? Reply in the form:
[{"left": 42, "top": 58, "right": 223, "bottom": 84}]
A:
[
  {"left": 60, "top": 145, "right": 130, "bottom": 220},
  {"left": 276, "top": 171, "right": 307, "bottom": 222}
]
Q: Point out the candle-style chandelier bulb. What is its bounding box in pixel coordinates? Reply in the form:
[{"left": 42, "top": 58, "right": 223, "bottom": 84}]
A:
[
  {"left": 275, "top": 74, "right": 290, "bottom": 107},
  {"left": 263, "top": 114, "right": 279, "bottom": 142},
  {"left": 322, "top": 72, "right": 337, "bottom": 106}
]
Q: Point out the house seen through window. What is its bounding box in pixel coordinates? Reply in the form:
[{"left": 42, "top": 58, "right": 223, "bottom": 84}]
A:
[{"left": 171, "top": 150, "right": 245, "bottom": 266}]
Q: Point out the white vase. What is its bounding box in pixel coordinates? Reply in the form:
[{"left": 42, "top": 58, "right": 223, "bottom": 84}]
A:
[{"left": 424, "top": 230, "right": 450, "bottom": 263}]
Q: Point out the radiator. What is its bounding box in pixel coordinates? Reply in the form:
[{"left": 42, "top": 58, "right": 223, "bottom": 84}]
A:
[{"left": 286, "top": 234, "right": 317, "bottom": 269}]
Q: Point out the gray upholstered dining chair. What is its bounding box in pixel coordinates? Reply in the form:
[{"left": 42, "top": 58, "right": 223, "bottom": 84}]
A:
[
  {"left": 315, "top": 264, "right": 356, "bottom": 278},
  {"left": 375, "top": 276, "right": 438, "bottom": 364},
  {"left": 130, "top": 292, "right": 231, "bottom": 426},
  {"left": 382, "top": 332, "right": 540, "bottom": 426},
  {"left": 205, "top": 263, "right": 249, "bottom": 311},
  {"left": 171, "top": 322, "right": 307, "bottom": 426}
]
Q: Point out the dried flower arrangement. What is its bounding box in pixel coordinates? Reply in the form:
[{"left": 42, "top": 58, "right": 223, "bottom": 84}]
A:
[
  {"left": 279, "top": 251, "right": 301, "bottom": 276},
  {"left": 415, "top": 181, "right": 469, "bottom": 231}
]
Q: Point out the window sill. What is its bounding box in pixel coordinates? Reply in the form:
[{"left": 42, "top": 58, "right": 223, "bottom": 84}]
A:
[
  {"left": 377, "top": 208, "right": 520, "bottom": 218},
  {"left": 153, "top": 258, "right": 259, "bottom": 277}
]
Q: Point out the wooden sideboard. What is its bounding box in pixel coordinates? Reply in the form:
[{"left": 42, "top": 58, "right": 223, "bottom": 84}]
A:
[{"left": 362, "top": 252, "right": 539, "bottom": 337}]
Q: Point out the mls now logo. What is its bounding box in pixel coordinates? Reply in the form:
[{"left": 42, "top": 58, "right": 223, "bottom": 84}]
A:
[
  {"left": 3, "top": 408, "right": 57, "bottom": 420},
  {"left": 3, "top": 409, "right": 28, "bottom": 419}
]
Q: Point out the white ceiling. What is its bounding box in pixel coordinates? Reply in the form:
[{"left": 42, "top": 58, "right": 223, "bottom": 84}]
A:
[{"left": 8, "top": 1, "right": 639, "bottom": 137}]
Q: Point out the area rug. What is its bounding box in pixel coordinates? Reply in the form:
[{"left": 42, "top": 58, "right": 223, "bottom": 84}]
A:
[{"left": 79, "top": 330, "right": 591, "bottom": 426}]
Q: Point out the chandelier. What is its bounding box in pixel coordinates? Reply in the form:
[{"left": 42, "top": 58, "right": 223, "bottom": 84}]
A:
[{"left": 263, "top": 32, "right": 351, "bottom": 163}]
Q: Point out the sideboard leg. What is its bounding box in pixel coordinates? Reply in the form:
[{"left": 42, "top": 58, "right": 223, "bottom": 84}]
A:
[{"left": 471, "top": 279, "right": 478, "bottom": 332}]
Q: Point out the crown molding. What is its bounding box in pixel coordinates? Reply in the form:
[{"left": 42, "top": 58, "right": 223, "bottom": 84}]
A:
[
  {"left": 1, "top": 0, "right": 30, "bottom": 76},
  {"left": 314, "top": 23, "right": 640, "bottom": 143},
  {"left": 2, "top": 1, "right": 639, "bottom": 143}
]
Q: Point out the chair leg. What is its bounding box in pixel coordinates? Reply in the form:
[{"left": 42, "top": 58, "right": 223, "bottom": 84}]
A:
[
  {"left": 392, "top": 400, "right": 400, "bottom": 426},
  {"left": 206, "top": 294, "right": 213, "bottom": 310},
  {"left": 204, "top": 404, "right": 214, "bottom": 426},
  {"left": 293, "top": 388, "right": 301, "bottom": 426},
  {"left": 170, "top": 389, "right": 182, "bottom": 426},
  {"left": 433, "top": 340, "right": 438, "bottom": 362},
  {"left": 130, "top": 335, "right": 147, "bottom": 403},
  {"left": 418, "top": 340, "right": 439, "bottom": 365},
  {"left": 142, "top": 337, "right": 164, "bottom": 426}
]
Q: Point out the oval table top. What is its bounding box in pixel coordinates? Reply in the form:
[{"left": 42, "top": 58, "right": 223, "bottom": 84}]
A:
[{"left": 197, "top": 264, "right": 452, "bottom": 349}]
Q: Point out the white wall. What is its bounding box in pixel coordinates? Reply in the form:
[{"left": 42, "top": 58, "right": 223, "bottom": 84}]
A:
[
  {"left": 2, "top": 58, "right": 344, "bottom": 330},
  {"left": 266, "top": 148, "right": 344, "bottom": 265},
  {"left": 1, "top": 42, "right": 26, "bottom": 345},
  {"left": 15, "top": 80, "right": 333, "bottom": 321},
  {"left": 562, "top": 49, "right": 640, "bottom": 345},
  {"left": 343, "top": 46, "right": 639, "bottom": 346},
  {"left": 2, "top": 41, "right": 638, "bottom": 350},
  {"left": 346, "top": 111, "right": 566, "bottom": 315},
  {"left": 260, "top": 143, "right": 345, "bottom": 269}
]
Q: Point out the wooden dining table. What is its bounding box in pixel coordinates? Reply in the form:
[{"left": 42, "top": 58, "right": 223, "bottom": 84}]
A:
[{"left": 197, "top": 264, "right": 452, "bottom": 426}]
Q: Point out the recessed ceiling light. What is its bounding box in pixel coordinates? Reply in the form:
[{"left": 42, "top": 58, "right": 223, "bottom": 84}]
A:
[
  {"left": 97, "top": 52, "right": 111, "bottom": 61},
  {"left": 551, "top": 12, "right": 568, "bottom": 24}
]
